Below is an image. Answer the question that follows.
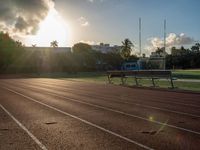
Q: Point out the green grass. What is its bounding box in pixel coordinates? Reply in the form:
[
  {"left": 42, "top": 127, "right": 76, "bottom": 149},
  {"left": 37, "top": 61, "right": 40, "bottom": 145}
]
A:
[
  {"left": 55, "top": 70, "right": 200, "bottom": 92},
  {"left": 172, "top": 69, "right": 200, "bottom": 79},
  {"left": 72, "top": 77, "right": 200, "bottom": 92},
  {"left": 122, "top": 78, "right": 200, "bottom": 92}
]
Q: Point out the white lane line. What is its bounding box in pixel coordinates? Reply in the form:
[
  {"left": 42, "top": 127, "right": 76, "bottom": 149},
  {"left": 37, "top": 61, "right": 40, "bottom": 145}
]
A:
[
  {"left": 42, "top": 84, "right": 200, "bottom": 108},
  {"left": 8, "top": 80, "right": 200, "bottom": 109},
  {"left": 38, "top": 85, "right": 200, "bottom": 118},
  {"left": 3, "top": 81, "right": 200, "bottom": 118},
  {"left": 3, "top": 79, "right": 200, "bottom": 109},
  {"left": 17, "top": 82, "right": 200, "bottom": 118},
  {"left": 3, "top": 86, "right": 200, "bottom": 136},
  {"left": 0, "top": 104, "right": 48, "bottom": 150},
  {"left": 2, "top": 87, "right": 154, "bottom": 150}
]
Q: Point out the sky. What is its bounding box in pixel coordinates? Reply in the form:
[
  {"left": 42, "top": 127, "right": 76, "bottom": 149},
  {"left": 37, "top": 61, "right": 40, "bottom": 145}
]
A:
[{"left": 0, "top": 0, "right": 200, "bottom": 54}]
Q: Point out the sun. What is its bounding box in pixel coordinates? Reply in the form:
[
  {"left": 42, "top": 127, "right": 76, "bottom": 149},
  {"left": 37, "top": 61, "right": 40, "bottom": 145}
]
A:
[{"left": 28, "top": 8, "right": 70, "bottom": 47}]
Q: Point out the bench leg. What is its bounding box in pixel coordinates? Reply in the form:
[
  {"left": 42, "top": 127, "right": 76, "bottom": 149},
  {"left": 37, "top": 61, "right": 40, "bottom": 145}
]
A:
[
  {"left": 107, "top": 75, "right": 112, "bottom": 84},
  {"left": 135, "top": 77, "right": 139, "bottom": 86},
  {"left": 121, "top": 77, "right": 125, "bottom": 85},
  {"left": 152, "top": 78, "right": 155, "bottom": 87},
  {"left": 122, "top": 77, "right": 127, "bottom": 85},
  {"left": 170, "top": 78, "right": 174, "bottom": 89}
]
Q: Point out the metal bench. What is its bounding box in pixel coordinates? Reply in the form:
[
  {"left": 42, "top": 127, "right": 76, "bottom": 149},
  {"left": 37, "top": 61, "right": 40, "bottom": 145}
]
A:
[{"left": 107, "top": 70, "right": 176, "bottom": 88}]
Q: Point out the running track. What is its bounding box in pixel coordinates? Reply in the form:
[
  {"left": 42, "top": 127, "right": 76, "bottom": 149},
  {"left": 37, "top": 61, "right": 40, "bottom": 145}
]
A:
[{"left": 0, "top": 78, "right": 200, "bottom": 150}]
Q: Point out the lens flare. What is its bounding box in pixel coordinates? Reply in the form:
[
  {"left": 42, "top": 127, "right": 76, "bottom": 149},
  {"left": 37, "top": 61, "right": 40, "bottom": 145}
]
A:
[{"left": 28, "top": 8, "right": 70, "bottom": 47}]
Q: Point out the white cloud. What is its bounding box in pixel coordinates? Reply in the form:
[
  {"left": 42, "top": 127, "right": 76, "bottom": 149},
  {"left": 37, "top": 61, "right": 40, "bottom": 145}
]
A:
[
  {"left": 0, "top": 0, "right": 54, "bottom": 37},
  {"left": 145, "top": 33, "right": 195, "bottom": 54},
  {"left": 78, "top": 17, "right": 90, "bottom": 27}
]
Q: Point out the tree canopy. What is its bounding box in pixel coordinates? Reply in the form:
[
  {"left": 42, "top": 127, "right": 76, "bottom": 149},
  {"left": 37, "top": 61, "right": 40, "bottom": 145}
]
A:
[
  {"left": 120, "top": 38, "right": 133, "bottom": 60},
  {"left": 0, "top": 32, "right": 200, "bottom": 73},
  {"left": 50, "top": 40, "right": 58, "bottom": 47},
  {"left": 72, "top": 42, "right": 92, "bottom": 53}
]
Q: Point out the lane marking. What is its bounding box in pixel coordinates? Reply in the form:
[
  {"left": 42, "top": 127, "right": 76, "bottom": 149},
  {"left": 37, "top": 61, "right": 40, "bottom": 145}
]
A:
[
  {"left": 2, "top": 87, "right": 154, "bottom": 150},
  {"left": 0, "top": 104, "right": 48, "bottom": 150},
  {"left": 30, "top": 84, "right": 200, "bottom": 118},
  {"left": 3, "top": 86, "right": 200, "bottom": 136},
  {"left": 2, "top": 81, "right": 200, "bottom": 118},
  {"left": 38, "top": 83, "right": 200, "bottom": 108},
  {"left": 6, "top": 80, "right": 200, "bottom": 109}
]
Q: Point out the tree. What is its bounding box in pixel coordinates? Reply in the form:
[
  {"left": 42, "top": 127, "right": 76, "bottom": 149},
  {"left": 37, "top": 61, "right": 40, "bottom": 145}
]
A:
[
  {"left": 191, "top": 43, "right": 200, "bottom": 53},
  {"left": 72, "top": 43, "right": 95, "bottom": 71},
  {"left": 50, "top": 40, "right": 58, "bottom": 47},
  {"left": 16, "top": 40, "right": 23, "bottom": 47},
  {"left": 0, "top": 32, "right": 25, "bottom": 72},
  {"left": 120, "top": 38, "right": 133, "bottom": 60},
  {"left": 32, "top": 44, "right": 37, "bottom": 47},
  {"left": 155, "top": 47, "right": 165, "bottom": 56},
  {"left": 72, "top": 42, "right": 92, "bottom": 53}
]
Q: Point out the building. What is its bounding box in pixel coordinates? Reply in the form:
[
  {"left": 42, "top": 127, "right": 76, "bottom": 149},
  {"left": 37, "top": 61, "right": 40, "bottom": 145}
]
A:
[
  {"left": 92, "top": 43, "right": 121, "bottom": 53},
  {"left": 149, "top": 50, "right": 167, "bottom": 70},
  {"left": 121, "top": 50, "right": 167, "bottom": 71},
  {"left": 136, "top": 51, "right": 167, "bottom": 70},
  {"left": 150, "top": 51, "right": 167, "bottom": 58}
]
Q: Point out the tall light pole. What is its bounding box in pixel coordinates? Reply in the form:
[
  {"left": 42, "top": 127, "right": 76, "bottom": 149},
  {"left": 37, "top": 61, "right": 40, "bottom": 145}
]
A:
[
  {"left": 164, "top": 19, "right": 166, "bottom": 52},
  {"left": 139, "top": 17, "right": 142, "bottom": 56},
  {"left": 163, "top": 19, "right": 166, "bottom": 70}
]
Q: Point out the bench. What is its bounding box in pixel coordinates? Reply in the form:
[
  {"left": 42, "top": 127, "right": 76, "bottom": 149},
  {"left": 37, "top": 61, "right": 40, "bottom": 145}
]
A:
[{"left": 107, "top": 70, "right": 176, "bottom": 88}]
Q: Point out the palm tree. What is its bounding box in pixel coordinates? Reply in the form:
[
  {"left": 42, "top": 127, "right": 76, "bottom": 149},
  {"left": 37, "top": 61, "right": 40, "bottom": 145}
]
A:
[
  {"left": 156, "top": 47, "right": 165, "bottom": 56},
  {"left": 50, "top": 40, "right": 58, "bottom": 47},
  {"left": 16, "top": 40, "right": 23, "bottom": 47},
  {"left": 121, "top": 38, "right": 133, "bottom": 60}
]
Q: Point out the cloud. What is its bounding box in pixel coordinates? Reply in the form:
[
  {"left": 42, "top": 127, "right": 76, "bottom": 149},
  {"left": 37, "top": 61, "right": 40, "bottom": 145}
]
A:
[
  {"left": 145, "top": 33, "right": 195, "bottom": 53},
  {"left": 0, "top": 0, "right": 54, "bottom": 37},
  {"left": 78, "top": 17, "right": 90, "bottom": 27}
]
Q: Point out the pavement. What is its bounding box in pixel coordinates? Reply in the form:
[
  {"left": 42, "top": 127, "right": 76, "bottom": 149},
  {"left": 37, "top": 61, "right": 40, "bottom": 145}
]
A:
[{"left": 0, "top": 78, "right": 200, "bottom": 150}]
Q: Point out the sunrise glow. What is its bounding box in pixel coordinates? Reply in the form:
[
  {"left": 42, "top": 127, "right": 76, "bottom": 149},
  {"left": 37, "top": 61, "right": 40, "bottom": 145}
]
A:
[{"left": 28, "top": 8, "right": 70, "bottom": 47}]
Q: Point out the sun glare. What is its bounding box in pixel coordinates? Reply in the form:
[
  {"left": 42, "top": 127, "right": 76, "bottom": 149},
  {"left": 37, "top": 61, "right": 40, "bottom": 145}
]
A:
[{"left": 28, "top": 8, "right": 70, "bottom": 47}]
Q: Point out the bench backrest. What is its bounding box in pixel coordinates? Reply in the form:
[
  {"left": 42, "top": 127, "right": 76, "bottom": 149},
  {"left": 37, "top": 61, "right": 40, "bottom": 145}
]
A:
[{"left": 107, "top": 70, "right": 172, "bottom": 78}]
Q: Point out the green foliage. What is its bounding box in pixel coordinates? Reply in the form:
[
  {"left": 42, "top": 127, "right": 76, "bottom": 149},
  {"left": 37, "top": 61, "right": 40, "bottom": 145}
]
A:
[
  {"left": 0, "top": 32, "right": 25, "bottom": 72},
  {"left": 0, "top": 39, "right": 125, "bottom": 73},
  {"left": 155, "top": 47, "right": 165, "bottom": 56},
  {"left": 120, "top": 38, "right": 133, "bottom": 60},
  {"left": 71, "top": 42, "right": 123, "bottom": 71},
  {"left": 72, "top": 42, "right": 92, "bottom": 53},
  {"left": 166, "top": 44, "right": 200, "bottom": 69},
  {"left": 2, "top": 31, "right": 199, "bottom": 74},
  {"left": 72, "top": 43, "right": 96, "bottom": 71}
]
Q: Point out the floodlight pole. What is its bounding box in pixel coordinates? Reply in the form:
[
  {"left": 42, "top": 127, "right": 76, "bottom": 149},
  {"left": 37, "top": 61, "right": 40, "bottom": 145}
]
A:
[
  {"left": 139, "top": 17, "right": 142, "bottom": 57},
  {"left": 164, "top": 19, "right": 166, "bottom": 70}
]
